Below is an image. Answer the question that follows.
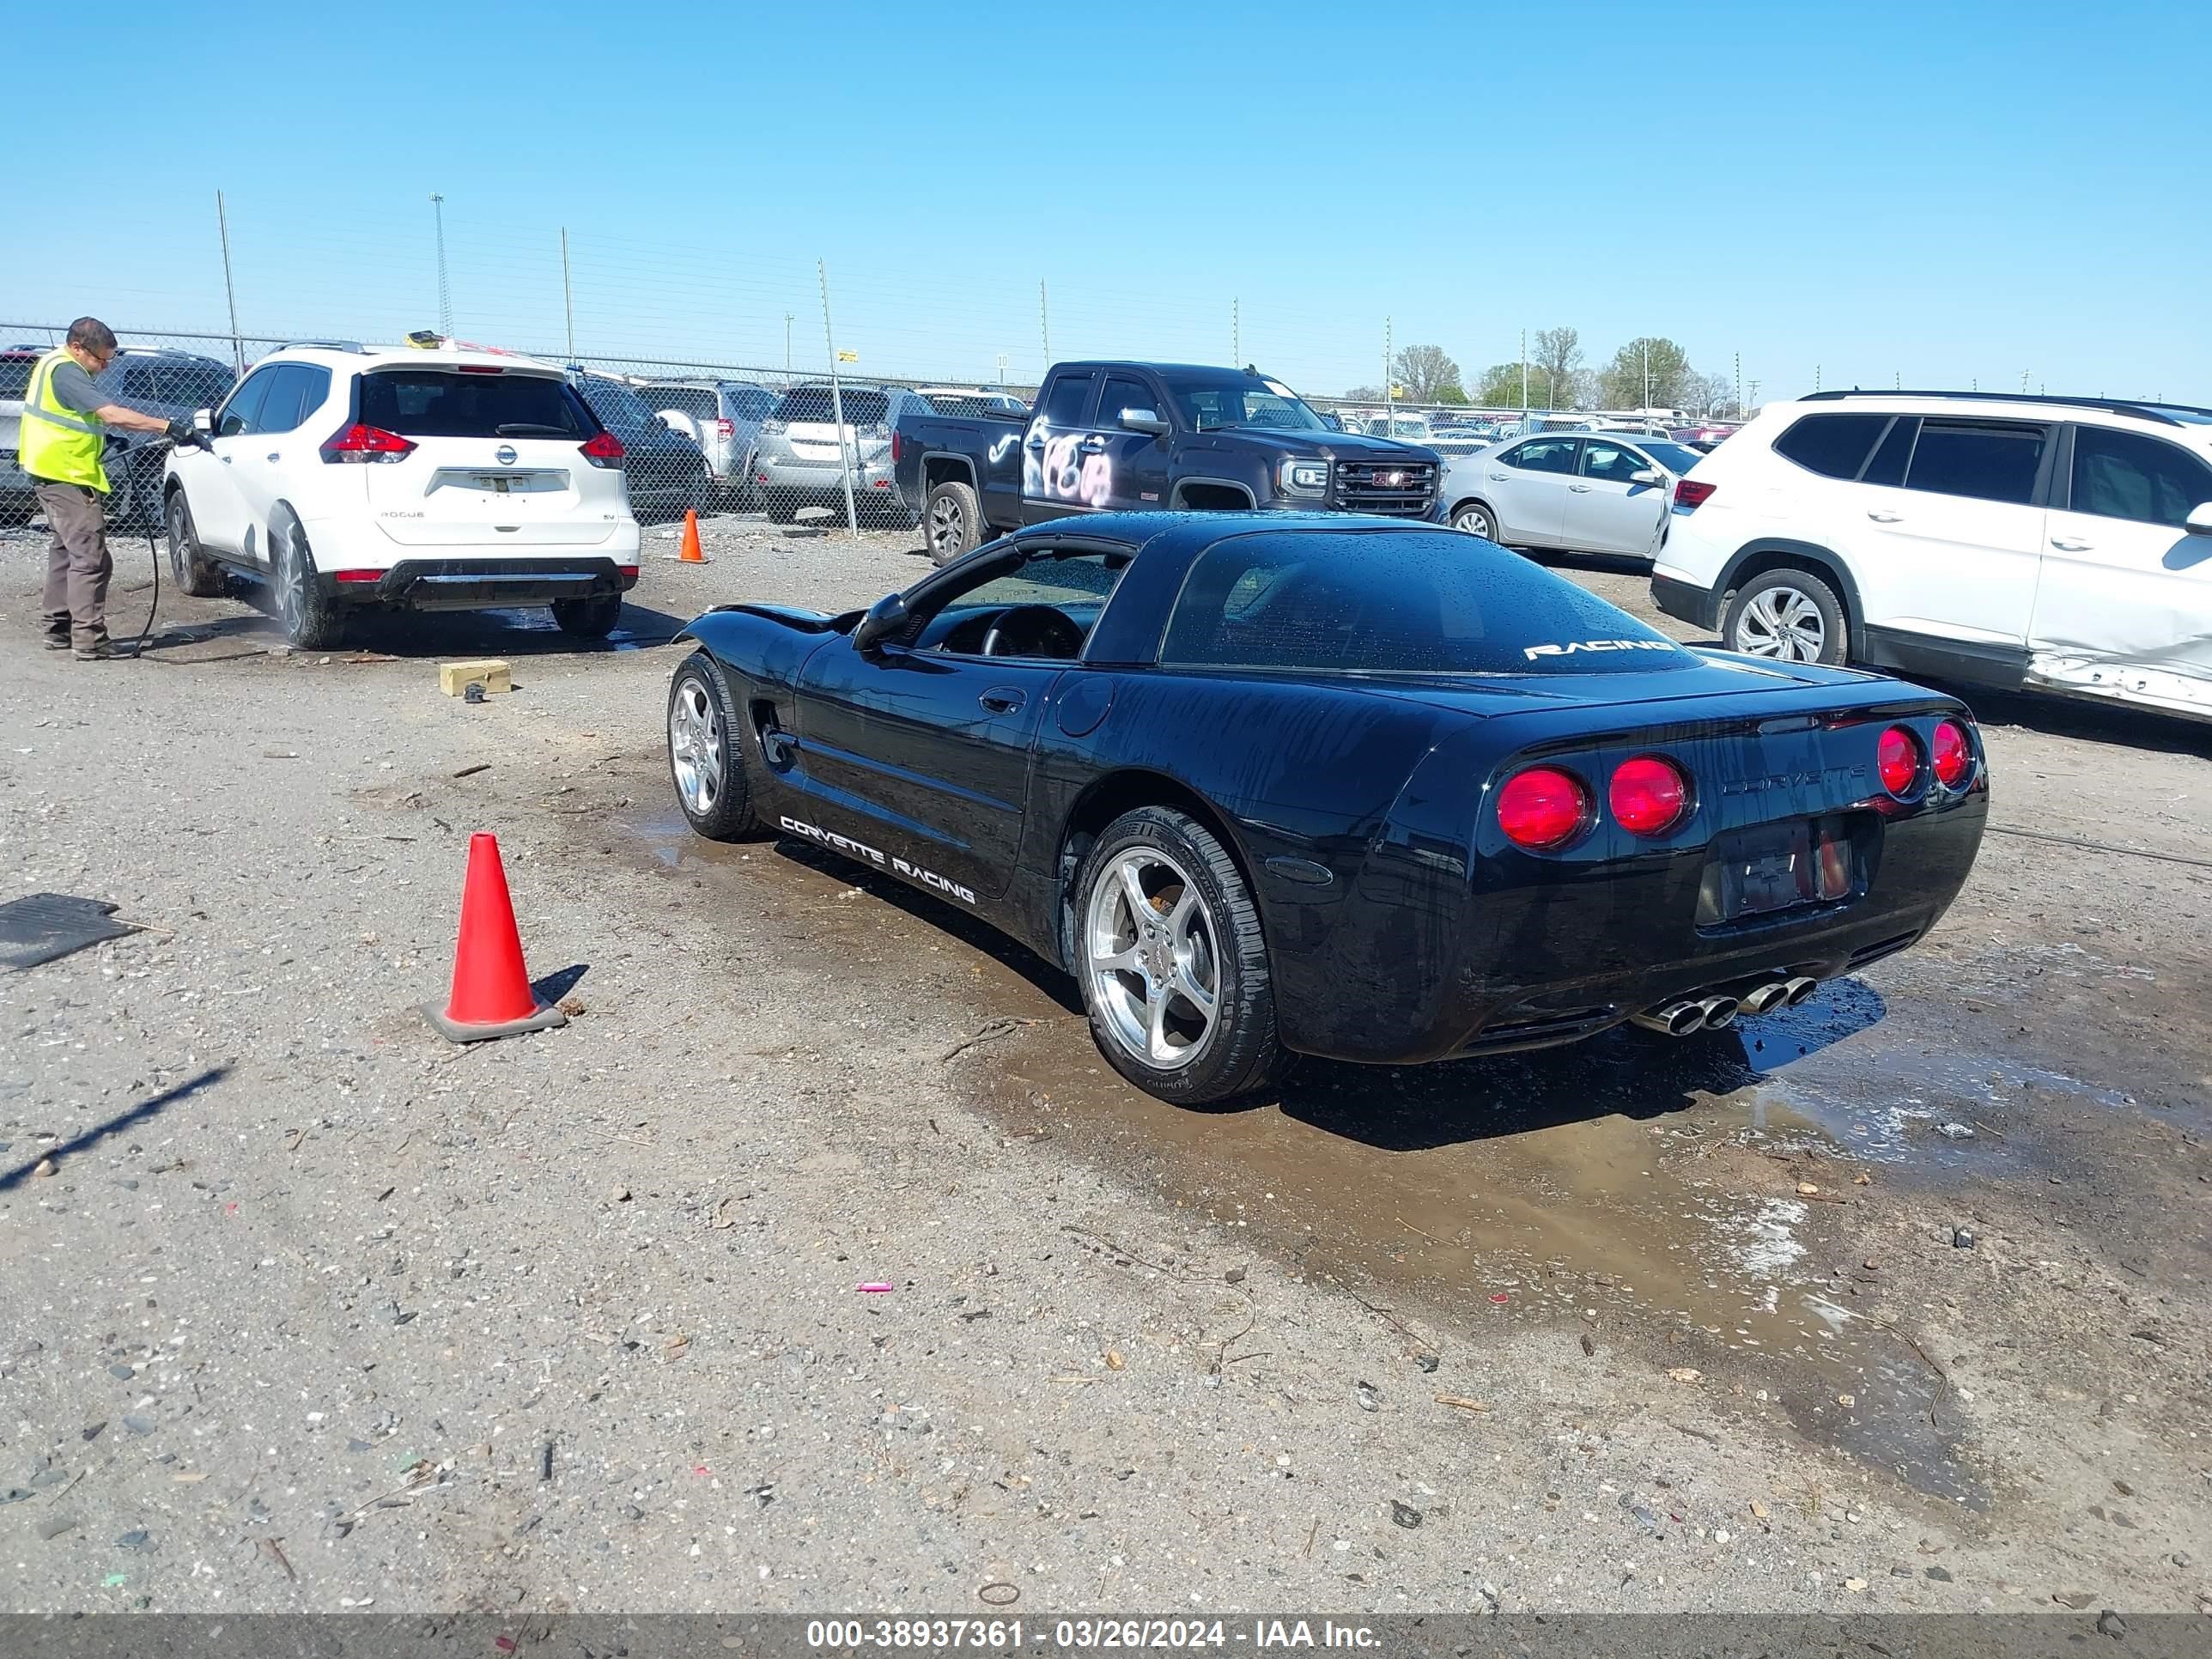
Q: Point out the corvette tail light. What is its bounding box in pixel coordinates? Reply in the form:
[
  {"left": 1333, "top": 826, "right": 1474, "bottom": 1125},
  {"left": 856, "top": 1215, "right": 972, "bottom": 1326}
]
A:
[
  {"left": 320, "top": 423, "right": 416, "bottom": 464},
  {"left": 1608, "top": 755, "right": 1690, "bottom": 836},
  {"left": 1931, "top": 719, "right": 1974, "bottom": 788},
  {"left": 1497, "top": 766, "right": 1591, "bottom": 851},
  {"left": 1877, "top": 725, "right": 1923, "bottom": 795},
  {"left": 580, "top": 430, "right": 625, "bottom": 468},
  {"left": 1674, "top": 477, "right": 1715, "bottom": 508}
]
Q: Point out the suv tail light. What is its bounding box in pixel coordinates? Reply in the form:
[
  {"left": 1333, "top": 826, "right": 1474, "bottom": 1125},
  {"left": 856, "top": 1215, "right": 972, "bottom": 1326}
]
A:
[
  {"left": 1877, "top": 726, "right": 1923, "bottom": 796},
  {"left": 1608, "top": 755, "right": 1690, "bottom": 836},
  {"left": 320, "top": 423, "right": 416, "bottom": 465},
  {"left": 1931, "top": 719, "right": 1975, "bottom": 789},
  {"left": 580, "top": 430, "right": 625, "bottom": 467},
  {"left": 890, "top": 430, "right": 903, "bottom": 463},
  {"left": 714, "top": 417, "right": 734, "bottom": 440},
  {"left": 1496, "top": 766, "right": 1592, "bottom": 851},
  {"left": 1674, "top": 477, "right": 1716, "bottom": 508}
]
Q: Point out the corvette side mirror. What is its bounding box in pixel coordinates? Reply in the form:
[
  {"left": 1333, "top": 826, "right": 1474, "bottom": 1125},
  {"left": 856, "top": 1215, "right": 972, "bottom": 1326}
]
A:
[
  {"left": 2186, "top": 501, "right": 2212, "bottom": 537},
  {"left": 854, "top": 592, "right": 911, "bottom": 653}
]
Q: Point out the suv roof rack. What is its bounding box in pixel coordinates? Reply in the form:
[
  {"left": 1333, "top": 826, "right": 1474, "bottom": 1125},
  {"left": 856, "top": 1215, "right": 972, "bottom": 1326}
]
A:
[
  {"left": 277, "top": 338, "right": 367, "bottom": 353},
  {"left": 1800, "top": 387, "right": 2212, "bottom": 428}
]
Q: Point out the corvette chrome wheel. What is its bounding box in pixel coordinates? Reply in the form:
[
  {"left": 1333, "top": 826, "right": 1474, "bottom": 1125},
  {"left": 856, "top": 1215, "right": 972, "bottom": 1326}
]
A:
[
  {"left": 1085, "top": 847, "right": 1218, "bottom": 1071},
  {"left": 668, "top": 674, "right": 725, "bottom": 816}
]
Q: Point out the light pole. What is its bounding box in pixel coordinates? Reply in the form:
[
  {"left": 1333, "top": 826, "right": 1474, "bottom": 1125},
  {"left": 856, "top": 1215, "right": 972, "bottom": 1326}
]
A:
[
  {"left": 784, "top": 313, "right": 793, "bottom": 374},
  {"left": 429, "top": 193, "right": 452, "bottom": 337}
]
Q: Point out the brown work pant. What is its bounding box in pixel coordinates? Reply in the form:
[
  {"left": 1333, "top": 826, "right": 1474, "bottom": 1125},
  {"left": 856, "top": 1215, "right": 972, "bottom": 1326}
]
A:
[{"left": 35, "top": 481, "right": 112, "bottom": 648}]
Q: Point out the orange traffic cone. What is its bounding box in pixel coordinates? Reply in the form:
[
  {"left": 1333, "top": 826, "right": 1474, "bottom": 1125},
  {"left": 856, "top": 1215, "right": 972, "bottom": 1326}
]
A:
[
  {"left": 422, "top": 832, "right": 568, "bottom": 1043},
  {"left": 678, "top": 508, "right": 707, "bottom": 563}
]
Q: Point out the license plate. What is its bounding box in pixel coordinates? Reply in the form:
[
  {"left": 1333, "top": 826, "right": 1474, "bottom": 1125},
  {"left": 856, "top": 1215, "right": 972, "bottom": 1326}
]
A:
[
  {"left": 467, "top": 472, "right": 556, "bottom": 494},
  {"left": 1698, "top": 817, "right": 1855, "bottom": 924}
]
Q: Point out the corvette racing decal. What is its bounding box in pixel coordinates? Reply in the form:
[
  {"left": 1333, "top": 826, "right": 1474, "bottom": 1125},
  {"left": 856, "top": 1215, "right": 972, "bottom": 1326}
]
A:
[
  {"left": 1522, "top": 639, "right": 1680, "bottom": 661},
  {"left": 779, "top": 817, "right": 976, "bottom": 905}
]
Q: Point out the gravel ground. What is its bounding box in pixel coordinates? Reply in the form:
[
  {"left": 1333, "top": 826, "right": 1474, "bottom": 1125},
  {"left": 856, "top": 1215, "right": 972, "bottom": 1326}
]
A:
[{"left": 1, "top": 509, "right": 2207, "bottom": 1617}]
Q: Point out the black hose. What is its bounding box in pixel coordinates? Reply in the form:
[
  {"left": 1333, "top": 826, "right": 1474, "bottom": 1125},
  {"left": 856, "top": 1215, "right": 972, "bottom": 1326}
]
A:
[{"left": 132, "top": 523, "right": 161, "bottom": 659}]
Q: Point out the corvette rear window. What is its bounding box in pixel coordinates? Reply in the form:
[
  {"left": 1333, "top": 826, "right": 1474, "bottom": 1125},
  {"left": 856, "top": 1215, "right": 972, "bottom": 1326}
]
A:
[{"left": 1161, "top": 529, "right": 1696, "bottom": 676}]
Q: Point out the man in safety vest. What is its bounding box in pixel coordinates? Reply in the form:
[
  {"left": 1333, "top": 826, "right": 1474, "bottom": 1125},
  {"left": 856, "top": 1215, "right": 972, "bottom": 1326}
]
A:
[{"left": 22, "top": 317, "right": 203, "bottom": 659}]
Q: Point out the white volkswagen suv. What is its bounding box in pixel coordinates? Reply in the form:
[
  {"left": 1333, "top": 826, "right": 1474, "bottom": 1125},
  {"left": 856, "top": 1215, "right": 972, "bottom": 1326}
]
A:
[
  {"left": 161, "top": 343, "right": 641, "bottom": 649},
  {"left": 1652, "top": 391, "right": 2212, "bottom": 723}
]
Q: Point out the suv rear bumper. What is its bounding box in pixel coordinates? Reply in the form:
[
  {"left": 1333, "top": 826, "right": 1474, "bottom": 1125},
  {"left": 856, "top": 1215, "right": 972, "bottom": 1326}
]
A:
[
  {"left": 1650, "top": 571, "right": 1717, "bottom": 631},
  {"left": 332, "top": 557, "right": 641, "bottom": 611}
]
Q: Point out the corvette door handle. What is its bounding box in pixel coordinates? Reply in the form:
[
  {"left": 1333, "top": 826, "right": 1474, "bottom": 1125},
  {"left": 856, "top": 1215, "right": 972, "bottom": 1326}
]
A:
[
  {"left": 978, "top": 689, "right": 1026, "bottom": 714},
  {"left": 2049, "top": 536, "right": 2093, "bottom": 551},
  {"left": 1867, "top": 509, "right": 1903, "bottom": 523}
]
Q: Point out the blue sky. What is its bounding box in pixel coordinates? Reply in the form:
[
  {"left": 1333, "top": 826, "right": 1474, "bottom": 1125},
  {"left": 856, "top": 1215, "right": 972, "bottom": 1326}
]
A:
[{"left": 10, "top": 0, "right": 2207, "bottom": 403}]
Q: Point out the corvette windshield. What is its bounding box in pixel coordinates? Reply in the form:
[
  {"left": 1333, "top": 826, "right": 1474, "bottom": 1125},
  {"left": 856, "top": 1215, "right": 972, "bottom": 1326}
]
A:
[{"left": 1162, "top": 529, "right": 1698, "bottom": 676}]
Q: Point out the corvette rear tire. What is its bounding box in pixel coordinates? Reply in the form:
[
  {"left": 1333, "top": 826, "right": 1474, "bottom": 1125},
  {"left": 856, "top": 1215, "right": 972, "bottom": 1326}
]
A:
[
  {"left": 1073, "top": 806, "right": 1285, "bottom": 1106},
  {"left": 1723, "top": 568, "right": 1849, "bottom": 665},
  {"left": 667, "top": 649, "right": 759, "bottom": 840}
]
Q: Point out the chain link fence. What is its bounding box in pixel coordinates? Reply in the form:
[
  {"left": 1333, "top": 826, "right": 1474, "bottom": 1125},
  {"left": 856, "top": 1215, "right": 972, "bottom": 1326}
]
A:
[
  {"left": 1, "top": 319, "right": 1626, "bottom": 534},
  {"left": 1, "top": 322, "right": 1041, "bottom": 532}
]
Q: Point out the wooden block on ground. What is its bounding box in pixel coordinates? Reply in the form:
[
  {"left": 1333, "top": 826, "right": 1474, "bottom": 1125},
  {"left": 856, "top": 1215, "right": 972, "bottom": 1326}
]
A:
[{"left": 438, "top": 659, "right": 513, "bottom": 696}]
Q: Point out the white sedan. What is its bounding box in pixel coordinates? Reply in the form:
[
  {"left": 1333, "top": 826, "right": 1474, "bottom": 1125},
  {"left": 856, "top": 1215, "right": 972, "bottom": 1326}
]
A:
[{"left": 1436, "top": 432, "right": 1706, "bottom": 563}]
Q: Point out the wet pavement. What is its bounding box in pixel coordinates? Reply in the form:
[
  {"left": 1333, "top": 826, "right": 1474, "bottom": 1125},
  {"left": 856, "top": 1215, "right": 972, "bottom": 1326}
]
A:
[{"left": 610, "top": 782, "right": 2210, "bottom": 1516}]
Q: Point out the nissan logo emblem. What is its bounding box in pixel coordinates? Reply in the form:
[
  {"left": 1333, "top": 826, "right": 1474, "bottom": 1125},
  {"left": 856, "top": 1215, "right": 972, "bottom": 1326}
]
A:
[{"left": 495, "top": 445, "right": 518, "bottom": 465}]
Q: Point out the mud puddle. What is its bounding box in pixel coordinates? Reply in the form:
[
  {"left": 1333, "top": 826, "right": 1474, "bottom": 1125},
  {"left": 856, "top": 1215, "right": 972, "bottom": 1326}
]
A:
[{"left": 606, "top": 804, "right": 2205, "bottom": 1510}]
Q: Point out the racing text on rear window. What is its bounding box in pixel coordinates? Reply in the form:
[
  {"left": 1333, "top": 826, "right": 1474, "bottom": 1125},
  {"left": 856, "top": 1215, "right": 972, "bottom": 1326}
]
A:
[
  {"left": 1161, "top": 530, "right": 1697, "bottom": 676},
  {"left": 359, "top": 371, "right": 591, "bottom": 439}
]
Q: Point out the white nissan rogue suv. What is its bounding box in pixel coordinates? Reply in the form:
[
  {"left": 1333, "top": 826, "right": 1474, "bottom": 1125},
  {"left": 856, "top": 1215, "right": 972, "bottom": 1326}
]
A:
[
  {"left": 1651, "top": 391, "right": 2212, "bottom": 723},
  {"left": 161, "top": 343, "right": 642, "bottom": 649}
]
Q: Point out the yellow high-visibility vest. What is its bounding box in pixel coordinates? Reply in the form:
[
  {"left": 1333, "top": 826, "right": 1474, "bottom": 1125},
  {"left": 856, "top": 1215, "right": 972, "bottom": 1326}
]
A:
[{"left": 19, "top": 348, "right": 108, "bottom": 492}]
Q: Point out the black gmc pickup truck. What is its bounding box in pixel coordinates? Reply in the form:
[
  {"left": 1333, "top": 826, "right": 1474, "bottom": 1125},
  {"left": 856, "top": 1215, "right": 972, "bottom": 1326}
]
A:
[{"left": 891, "top": 360, "right": 1441, "bottom": 562}]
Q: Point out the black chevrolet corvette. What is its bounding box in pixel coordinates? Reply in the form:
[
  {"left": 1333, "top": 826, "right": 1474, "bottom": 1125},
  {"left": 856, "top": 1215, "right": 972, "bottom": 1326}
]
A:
[{"left": 665, "top": 514, "right": 1986, "bottom": 1103}]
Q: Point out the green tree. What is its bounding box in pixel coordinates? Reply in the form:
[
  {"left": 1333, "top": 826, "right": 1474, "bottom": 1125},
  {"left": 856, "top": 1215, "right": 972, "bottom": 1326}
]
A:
[
  {"left": 1599, "top": 337, "right": 1695, "bottom": 410},
  {"left": 1532, "top": 327, "right": 1583, "bottom": 404},
  {"left": 1389, "top": 343, "right": 1462, "bottom": 403},
  {"left": 1474, "top": 362, "right": 1529, "bottom": 407},
  {"left": 1432, "top": 383, "right": 1469, "bottom": 406}
]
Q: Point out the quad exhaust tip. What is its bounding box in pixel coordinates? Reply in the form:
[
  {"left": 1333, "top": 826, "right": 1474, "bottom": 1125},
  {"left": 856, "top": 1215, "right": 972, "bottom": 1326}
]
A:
[
  {"left": 1632, "top": 999, "right": 1711, "bottom": 1037},
  {"left": 1739, "top": 981, "right": 1792, "bottom": 1016},
  {"left": 1696, "top": 994, "right": 1741, "bottom": 1030},
  {"left": 1634, "top": 979, "right": 1817, "bottom": 1036}
]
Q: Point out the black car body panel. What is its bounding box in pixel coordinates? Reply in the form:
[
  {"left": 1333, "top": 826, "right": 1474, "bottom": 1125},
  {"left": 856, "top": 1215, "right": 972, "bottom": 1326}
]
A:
[
  {"left": 678, "top": 514, "right": 1986, "bottom": 1066},
  {"left": 892, "top": 362, "right": 1441, "bottom": 537}
]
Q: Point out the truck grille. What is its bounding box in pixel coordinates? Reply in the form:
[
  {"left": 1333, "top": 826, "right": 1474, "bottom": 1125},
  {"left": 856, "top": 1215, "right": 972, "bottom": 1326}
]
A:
[{"left": 1332, "top": 460, "right": 1436, "bottom": 515}]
